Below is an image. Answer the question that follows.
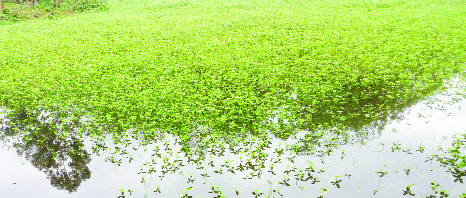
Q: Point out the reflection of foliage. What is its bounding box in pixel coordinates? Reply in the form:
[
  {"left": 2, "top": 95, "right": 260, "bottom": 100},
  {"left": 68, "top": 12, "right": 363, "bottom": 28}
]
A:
[
  {"left": 0, "top": 80, "right": 459, "bottom": 195},
  {"left": 1, "top": 110, "right": 91, "bottom": 193}
]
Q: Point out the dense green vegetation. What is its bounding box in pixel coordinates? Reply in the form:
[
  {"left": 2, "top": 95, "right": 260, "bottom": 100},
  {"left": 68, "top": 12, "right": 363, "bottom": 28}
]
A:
[
  {"left": 1, "top": 0, "right": 466, "bottom": 196},
  {"left": 2, "top": 0, "right": 465, "bottom": 138}
]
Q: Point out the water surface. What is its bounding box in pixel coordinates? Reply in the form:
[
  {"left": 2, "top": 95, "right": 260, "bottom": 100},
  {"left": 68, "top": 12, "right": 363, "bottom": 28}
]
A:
[{"left": 1, "top": 81, "right": 466, "bottom": 198}]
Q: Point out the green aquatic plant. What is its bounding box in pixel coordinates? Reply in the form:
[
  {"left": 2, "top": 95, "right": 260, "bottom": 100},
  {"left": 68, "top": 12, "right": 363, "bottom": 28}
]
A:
[
  {"left": 430, "top": 132, "right": 466, "bottom": 183},
  {"left": 330, "top": 175, "right": 342, "bottom": 188},
  {"left": 375, "top": 170, "right": 388, "bottom": 177},
  {"left": 180, "top": 185, "right": 194, "bottom": 198},
  {"left": 404, "top": 166, "right": 412, "bottom": 175},
  {"left": 403, "top": 184, "right": 416, "bottom": 196},
  {"left": 2, "top": 0, "right": 466, "bottom": 144},
  {"left": 392, "top": 141, "right": 402, "bottom": 152},
  {"left": 153, "top": 186, "right": 161, "bottom": 194},
  {"left": 417, "top": 144, "right": 425, "bottom": 153},
  {"left": 460, "top": 192, "right": 466, "bottom": 198},
  {"left": 209, "top": 185, "right": 225, "bottom": 198},
  {"left": 252, "top": 189, "right": 263, "bottom": 198},
  {"left": 319, "top": 187, "right": 328, "bottom": 197},
  {"left": 1, "top": 0, "right": 466, "bottom": 197}
]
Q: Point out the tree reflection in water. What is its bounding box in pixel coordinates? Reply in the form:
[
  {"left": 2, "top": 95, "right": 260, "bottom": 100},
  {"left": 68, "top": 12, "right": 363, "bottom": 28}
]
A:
[{"left": 1, "top": 110, "right": 91, "bottom": 193}]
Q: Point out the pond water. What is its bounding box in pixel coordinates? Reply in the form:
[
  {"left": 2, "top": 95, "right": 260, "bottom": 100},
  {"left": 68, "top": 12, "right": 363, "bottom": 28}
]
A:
[{"left": 1, "top": 80, "right": 466, "bottom": 198}]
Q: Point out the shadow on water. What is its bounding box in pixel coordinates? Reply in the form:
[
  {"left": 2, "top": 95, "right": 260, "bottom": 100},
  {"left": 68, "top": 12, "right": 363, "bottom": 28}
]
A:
[{"left": 1, "top": 78, "right": 466, "bottom": 197}]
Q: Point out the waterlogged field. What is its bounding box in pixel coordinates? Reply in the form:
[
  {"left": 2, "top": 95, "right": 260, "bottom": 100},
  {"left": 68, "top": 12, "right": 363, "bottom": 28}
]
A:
[
  {"left": 1, "top": 0, "right": 466, "bottom": 197},
  {"left": 2, "top": 84, "right": 466, "bottom": 198}
]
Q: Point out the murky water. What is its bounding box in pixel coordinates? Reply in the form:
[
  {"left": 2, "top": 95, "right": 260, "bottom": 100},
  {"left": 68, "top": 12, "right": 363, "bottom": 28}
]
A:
[{"left": 1, "top": 81, "right": 466, "bottom": 198}]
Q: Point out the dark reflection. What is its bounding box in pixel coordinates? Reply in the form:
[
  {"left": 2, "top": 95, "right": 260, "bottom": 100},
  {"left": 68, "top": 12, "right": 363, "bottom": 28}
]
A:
[
  {"left": 272, "top": 83, "right": 446, "bottom": 157},
  {"left": 0, "top": 79, "right": 459, "bottom": 194},
  {"left": 0, "top": 79, "right": 463, "bottom": 197},
  {"left": 0, "top": 110, "right": 91, "bottom": 193},
  {"left": 166, "top": 81, "right": 446, "bottom": 157}
]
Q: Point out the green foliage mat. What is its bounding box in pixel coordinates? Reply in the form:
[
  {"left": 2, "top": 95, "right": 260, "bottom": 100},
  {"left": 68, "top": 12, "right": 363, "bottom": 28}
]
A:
[{"left": 1, "top": 0, "right": 466, "bottom": 139}]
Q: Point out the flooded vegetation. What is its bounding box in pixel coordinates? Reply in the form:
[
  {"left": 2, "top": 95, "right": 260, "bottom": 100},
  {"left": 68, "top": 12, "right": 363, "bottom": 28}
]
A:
[
  {"left": 1, "top": 0, "right": 466, "bottom": 197},
  {"left": 2, "top": 80, "right": 466, "bottom": 197}
]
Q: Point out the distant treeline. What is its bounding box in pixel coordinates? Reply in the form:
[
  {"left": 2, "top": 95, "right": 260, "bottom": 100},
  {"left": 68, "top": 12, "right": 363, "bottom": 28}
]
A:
[
  {"left": 1, "top": 0, "right": 107, "bottom": 12},
  {"left": 3, "top": 0, "right": 64, "bottom": 8}
]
